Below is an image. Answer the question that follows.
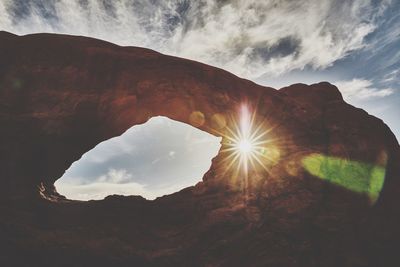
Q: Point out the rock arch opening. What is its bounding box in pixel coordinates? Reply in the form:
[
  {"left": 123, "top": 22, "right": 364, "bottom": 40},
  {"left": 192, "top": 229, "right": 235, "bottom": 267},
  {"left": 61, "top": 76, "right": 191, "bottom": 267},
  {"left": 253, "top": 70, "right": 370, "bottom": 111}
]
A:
[{"left": 55, "top": 116, "right": 222, "bottom": 200}]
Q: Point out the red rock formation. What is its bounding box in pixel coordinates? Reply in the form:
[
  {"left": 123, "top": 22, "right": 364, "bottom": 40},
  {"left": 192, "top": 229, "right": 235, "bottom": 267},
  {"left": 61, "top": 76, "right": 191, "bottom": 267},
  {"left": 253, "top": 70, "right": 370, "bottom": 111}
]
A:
[{"left": 0, "top": 31, "right": 399, "bottom": 266}]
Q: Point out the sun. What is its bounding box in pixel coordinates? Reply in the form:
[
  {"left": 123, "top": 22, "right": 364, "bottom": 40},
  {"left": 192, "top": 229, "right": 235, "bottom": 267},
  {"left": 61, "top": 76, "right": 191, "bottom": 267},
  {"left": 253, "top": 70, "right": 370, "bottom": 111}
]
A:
[
  {"left": 212, "top": 103, "right": 278, "bottom": 178},
  {"left": 237, "top": 139, "right": 253, "bottom": 153}
]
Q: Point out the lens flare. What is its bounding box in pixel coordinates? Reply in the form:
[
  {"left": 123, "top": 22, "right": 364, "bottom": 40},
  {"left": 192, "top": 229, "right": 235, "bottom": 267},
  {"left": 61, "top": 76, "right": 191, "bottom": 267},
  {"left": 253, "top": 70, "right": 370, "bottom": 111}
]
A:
[
  {"left": 212, "top": 103, "right": 279, "bottom": 179},
  {"left": 238, "top": 139, "right": 252, "bottom": 153}
]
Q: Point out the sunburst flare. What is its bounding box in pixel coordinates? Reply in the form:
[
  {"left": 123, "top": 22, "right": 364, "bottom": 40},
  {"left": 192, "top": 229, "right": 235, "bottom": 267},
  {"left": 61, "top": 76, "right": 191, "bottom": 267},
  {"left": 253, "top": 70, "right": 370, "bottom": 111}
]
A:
[{"left": 214, "top": 103, "right": 279, "bottom": 180}]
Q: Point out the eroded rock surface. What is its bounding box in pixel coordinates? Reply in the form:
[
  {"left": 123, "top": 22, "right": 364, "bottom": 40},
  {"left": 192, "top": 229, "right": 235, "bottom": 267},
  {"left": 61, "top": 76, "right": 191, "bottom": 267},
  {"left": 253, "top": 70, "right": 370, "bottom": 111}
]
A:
[{"left": 0, "top": 32, "right": 399, "bottom": 267}]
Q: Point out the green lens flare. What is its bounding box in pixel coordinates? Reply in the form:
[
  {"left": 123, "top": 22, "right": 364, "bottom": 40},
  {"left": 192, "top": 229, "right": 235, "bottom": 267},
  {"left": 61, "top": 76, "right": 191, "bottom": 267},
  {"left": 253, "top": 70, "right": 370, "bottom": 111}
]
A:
[{"left": 302, "top": 154, "right": 386, "bottom": 204}]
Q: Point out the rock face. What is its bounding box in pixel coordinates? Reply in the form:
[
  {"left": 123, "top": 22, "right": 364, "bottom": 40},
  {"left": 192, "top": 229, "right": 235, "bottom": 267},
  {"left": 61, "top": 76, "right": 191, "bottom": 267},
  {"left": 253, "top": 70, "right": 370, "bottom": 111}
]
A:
[{"left": 0, "top": 32, "right": 399, "bottom": 267}]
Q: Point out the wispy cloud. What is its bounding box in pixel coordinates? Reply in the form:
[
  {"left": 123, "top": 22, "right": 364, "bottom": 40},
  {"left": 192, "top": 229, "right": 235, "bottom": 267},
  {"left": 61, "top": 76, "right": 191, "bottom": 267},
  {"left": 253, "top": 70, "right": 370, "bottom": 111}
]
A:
[
  {"left": 382, "top": 69, "right": 400, "bottom": 83},
  {"left": 334, "top": 79, "right": 394, "bottom": 101},
  {"left": 0, "top": 0, "right": 390, "bottom": 79}
]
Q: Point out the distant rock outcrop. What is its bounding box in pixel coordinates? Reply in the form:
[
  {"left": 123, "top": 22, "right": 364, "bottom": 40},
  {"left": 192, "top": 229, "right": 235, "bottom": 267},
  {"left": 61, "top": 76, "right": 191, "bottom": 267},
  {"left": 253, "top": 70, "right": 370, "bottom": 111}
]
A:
[{"left": 0, "top": 32, "right": 399, "bottom": 267}]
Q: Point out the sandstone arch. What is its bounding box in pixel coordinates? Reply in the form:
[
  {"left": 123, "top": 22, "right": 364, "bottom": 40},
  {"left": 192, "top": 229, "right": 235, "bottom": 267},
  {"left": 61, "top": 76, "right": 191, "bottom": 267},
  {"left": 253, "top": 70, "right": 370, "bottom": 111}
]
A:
[{"left": 1, "top": 32, "right": 399, "bottom": 266}]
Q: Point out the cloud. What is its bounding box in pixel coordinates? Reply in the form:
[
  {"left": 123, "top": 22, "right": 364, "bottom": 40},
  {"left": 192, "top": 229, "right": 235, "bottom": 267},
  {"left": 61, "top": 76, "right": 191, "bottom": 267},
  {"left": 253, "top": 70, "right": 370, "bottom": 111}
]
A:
[
  {"left": 0, "top": 0, "right": 390, "bottom": 79},
  {"left": 55, "top": 181, "right": 148, "bottom": 201},
  {"left": 334, "top": 79, "right": 394, "bottom": 101},
  {"left": 0, "top": 1, "right": 10, "bottom": 29},
  {"left": 54, "top": 116, "right": 221, "bottom": 200},
  {"left": 55, "top": 166, "right": 202, "bottom": 201},
  {"left": 382, "top": 69, "right": 400, "bottom": 83},
  {"left": 97, "top": 168, "right": 133, "bottom": 184},
  {"left": 55, "top": 179, "right": 197, "bottom": 201}
]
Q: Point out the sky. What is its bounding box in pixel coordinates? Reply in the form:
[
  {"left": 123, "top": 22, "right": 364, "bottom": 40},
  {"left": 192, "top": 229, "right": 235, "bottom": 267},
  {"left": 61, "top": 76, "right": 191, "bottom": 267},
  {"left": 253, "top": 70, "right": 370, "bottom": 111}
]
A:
[
  {"left": 55, "top": 117, "right": 221, "bottom": 200},
  {"left": 1, "top": 0, "right": 399, "bottom": 199}
]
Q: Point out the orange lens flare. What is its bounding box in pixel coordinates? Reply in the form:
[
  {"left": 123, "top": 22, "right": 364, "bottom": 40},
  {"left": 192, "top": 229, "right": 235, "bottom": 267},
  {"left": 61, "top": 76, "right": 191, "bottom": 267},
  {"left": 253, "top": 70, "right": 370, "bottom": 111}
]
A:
[{"left": 214, "top": 103, "right": 279, "bottom": 179}]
